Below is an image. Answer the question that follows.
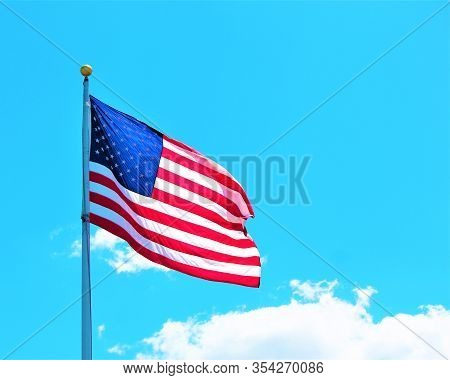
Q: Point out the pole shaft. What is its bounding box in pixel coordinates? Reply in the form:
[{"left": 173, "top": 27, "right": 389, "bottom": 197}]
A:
[{"left": 81, "top": 77, "right": 92, "bottom": 360}]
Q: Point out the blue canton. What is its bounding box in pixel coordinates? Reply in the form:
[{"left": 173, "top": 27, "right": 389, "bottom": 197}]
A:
[{"left": 90, "top": 96, "right": 163, "bottom": 196}]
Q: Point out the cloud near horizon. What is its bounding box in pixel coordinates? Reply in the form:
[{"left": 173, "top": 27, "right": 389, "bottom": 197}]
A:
[
  {"left": 136, "top": 280, "right": 450, "bottom": 360},
  {"left": 108, "top": 344, "right": 130, "bottom": 356}
]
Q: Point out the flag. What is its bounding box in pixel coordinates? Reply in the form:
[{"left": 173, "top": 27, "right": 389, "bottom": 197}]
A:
[{"left": 89, "top": 96, "right": 261, "bottom": 287}]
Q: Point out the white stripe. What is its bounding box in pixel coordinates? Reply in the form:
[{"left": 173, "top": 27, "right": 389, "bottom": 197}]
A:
[
  {"left": 90, "top": 162, "right": 247, "bottom": 240},
  {"left": 91, "top": 203, "right": 261, "bottom": 277},
  {"left": 90, "top": 181, "right": 259, "bottom": 258},
  {"left": 159, "top": 157, "right": 251, "bottom": 217}
]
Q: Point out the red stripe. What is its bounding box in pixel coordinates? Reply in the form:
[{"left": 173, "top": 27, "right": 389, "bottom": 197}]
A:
[
  {"left": 151, "top": 187, "right": 243, "bottom": 231},
  {"left": 90, "top": 213, "right": 261, "bottom": 288},
  {"left": 162, "top": 146, "right": 254, "bottom": 216},
  {"left": 90, "top": 192, "right": 261, "bottom": 266},
  {"left": 90, "top": 172, "right": 255, "bottom": 249},
  {"left": 157, "top": 167, "right": 244, "bottom": 219}
]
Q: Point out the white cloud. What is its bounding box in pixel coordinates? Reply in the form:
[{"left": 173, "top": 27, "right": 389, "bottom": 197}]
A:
[
  {"left": 354, "top": 285, "right": 377, "bottom": 310},
  {"left": 69, "top": 240, "right": 81, "bottom": 258},
  {"left": 107, "top": 344, "right": 130, "bottom": 356},
  {"left": 68, "top": 228, "right": 169, "bottom": 273},
  {"left": 107, "top": 245, "right": 170, "bottom": 274},
  {"left": 91, "top": 229, "right": 122, "bottom": 250},
  {"left": 49, "top": 227, "right": 63, "bottom": 240},
  {"left": 70, "top": 229, "right": 118, "bottom": 258},
  {"left": 137, "top": 280, "right": 450, "bottom": 360},
  {"left": 289, "top": 279, "right": 338, "bottom": 301},
  {"left": 97, "top": 324, "right": 106, "bottom": 338}
]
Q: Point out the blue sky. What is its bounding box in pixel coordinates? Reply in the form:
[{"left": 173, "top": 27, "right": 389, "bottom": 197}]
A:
[{"left": 1, "top": 1, "right": 449, "bottom": 359}]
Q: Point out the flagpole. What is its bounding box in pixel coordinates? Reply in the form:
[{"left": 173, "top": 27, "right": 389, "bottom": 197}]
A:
[{"left": 80, "top": 64, "right": 93, "bottom": 360}]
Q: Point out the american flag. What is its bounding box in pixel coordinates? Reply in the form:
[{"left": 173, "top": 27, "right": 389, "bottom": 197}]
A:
[{"left": 89, "top": 96, "right": 261, "bottom": 287}]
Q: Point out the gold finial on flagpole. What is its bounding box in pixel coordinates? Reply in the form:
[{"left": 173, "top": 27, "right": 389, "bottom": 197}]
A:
[{"left": 80, "top": 64, "right": 93, "bottom": 77}]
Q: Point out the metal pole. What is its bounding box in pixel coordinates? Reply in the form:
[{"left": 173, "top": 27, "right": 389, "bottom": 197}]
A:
[{"left": 81, "top": 65, "right": 93, "bottom": 360}]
